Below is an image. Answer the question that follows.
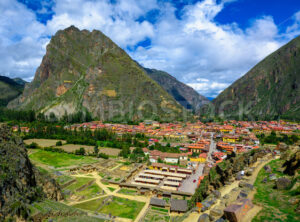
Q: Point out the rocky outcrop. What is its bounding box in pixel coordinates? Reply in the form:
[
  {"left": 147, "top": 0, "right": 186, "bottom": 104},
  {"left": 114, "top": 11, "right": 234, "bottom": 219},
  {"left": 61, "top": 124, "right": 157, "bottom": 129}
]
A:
[
  {"left": 283, "top": 150, "right": 300, "bottom": 176},
  {"left": 0, "top": 124, "right": 63, "bottom": 220}
]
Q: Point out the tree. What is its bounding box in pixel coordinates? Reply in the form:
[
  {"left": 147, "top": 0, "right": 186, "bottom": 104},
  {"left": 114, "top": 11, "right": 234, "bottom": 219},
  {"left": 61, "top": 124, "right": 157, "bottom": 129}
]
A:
[
  {"left": 56, "top": 141, "right": 62, "bottom": 146},
  {"left": 157, "top": 157, "right": 163, "bottom": 163},
  {"left": 94, "top": 146, "right": 99, "bottom": 155}
]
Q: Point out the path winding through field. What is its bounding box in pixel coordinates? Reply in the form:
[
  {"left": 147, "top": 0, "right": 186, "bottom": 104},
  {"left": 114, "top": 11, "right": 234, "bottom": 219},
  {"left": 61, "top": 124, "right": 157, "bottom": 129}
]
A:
[{"left": 66, "top": 171, "right": 150, "bottom": 221}]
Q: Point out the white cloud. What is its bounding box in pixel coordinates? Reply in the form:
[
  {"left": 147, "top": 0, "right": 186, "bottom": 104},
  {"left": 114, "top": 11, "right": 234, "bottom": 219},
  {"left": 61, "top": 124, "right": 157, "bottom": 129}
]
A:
[
  {"left": 0, "top": 0, "right": 47, "bottom": 80},
  {"left": 1, "top": 0, "right": 300, "bottom": 97}
]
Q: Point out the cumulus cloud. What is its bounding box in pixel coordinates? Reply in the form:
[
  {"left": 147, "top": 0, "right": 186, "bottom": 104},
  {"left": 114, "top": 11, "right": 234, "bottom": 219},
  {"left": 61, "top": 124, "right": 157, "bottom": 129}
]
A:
[{"left": 1, "top": 0, "right": 300, "bottom": 97}]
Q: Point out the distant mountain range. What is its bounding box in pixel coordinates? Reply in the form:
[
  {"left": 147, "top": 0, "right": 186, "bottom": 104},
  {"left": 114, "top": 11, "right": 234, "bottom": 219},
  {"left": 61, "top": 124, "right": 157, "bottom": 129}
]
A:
[
  {"left": 211, "top": 35, "right": 300, "bottom": 121},
  {"left": 8, "top": 26, "right": 208, "bottom": 121},
  {"left": 144, "top": 68, "right": 209, "bottom": 111},
  {"left": 0, "top": 75, "right": 26, "bottom": 106}
]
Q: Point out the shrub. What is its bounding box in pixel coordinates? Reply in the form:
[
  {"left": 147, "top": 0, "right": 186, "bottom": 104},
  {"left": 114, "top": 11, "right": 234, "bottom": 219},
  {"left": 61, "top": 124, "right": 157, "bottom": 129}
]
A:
[
  {"left": 98, "top": 153, "right": 109, "bottom": 159},
  {"left": 75, "top": 147, "right": 85, "bottom": 155},
  {"left": 27, "top": 142, "right": 39, "bottom": 149},
  {"left": 56, "top": 141, "right": 63, "bottom": 146}
]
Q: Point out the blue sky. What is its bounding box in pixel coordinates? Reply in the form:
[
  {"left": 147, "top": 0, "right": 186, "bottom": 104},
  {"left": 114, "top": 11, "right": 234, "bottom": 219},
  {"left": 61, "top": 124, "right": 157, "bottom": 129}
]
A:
[{"left": 1, "top": 0, "right": 300, "bottom": 98}]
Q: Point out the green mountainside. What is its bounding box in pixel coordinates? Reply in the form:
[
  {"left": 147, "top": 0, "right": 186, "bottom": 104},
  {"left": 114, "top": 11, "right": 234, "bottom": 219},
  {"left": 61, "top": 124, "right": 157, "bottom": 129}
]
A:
[
  {"left": 8, "top": 26, "right": 184, "bottom": 121},
  {"left": 212, "top": 36, "right": 300, "bottom": 121},
  {"left": 144, "top": 68, "right": 209, "bottom": 111},
  {"left": 0, "top": 75, "right": 25, "bottom": 106}
]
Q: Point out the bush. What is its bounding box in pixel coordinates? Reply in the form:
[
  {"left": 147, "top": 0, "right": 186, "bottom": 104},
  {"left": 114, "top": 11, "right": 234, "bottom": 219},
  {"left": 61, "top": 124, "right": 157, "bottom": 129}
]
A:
[
  {"left": 44, "top": 147, "right": 65, "bottom": 153},
  {"left": 27, "top": 142, "right": 39, "bottom": 149},
  {"left": 75, "top": 147, "right": 85, "bottom": 155},
  {"left": 98, "top": 153, "right": 109, "bottom": 159},
  {"left": 56, "top": 141, "right": 63, "bottom": 146}
]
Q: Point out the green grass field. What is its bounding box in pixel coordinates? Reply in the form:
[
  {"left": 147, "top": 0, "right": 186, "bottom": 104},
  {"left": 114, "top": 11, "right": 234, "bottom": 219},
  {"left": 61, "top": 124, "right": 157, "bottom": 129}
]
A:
[
  {"left": 98, "top": 196, "right": 145, "bottom": 219},
  {"left": 76, "top": 183, "right": 103, "bottom": 199},
  {"left": 253, "top": 159, "right": 300, "bottom": 222},
  {"left": 107, "top": 187, "right": 116, "bottom": 192},
  {"left": 74, "top": 196, "right": 145, "bottom": 220},
  {"left": 117, "top": 188, "right": 137, "bottom": 195},
  {"left": 48, "top": 216, "right": 105, "bottom": 222},
  {"left": 29, "top": 150, "right": 98, "bottom": 167}
]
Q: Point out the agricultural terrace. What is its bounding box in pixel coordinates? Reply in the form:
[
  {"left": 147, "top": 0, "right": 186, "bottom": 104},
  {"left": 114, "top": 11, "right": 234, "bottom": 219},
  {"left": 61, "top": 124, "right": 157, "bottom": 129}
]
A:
[{"left": 74, "top": 196, "right": 145, "bottom": 220}]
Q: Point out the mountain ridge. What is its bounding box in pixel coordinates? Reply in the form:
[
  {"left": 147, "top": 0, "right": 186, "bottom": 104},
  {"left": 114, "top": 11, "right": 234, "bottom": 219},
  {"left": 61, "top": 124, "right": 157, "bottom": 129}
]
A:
[
  {"left": 8, "top": 26, "right": 185, "bottom": 121},
  {"left": 0, "top": 75, "right": 25, "bottom": 106},
  {"left": 144, "top": 68, "right": 209, "bottom": 111},
  {"left": 211, "top": 35, "right": 300, "bottom": 120}
]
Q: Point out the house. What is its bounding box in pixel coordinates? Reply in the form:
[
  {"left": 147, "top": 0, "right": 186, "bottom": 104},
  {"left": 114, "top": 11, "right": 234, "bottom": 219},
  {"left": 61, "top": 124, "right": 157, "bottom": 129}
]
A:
[
  {"left": 170, "top": 199, "right": 188, "bottom": 213},
  {"left": 222, "top": 135, "right": 239, "bottom": 143},
  {"left": 148, "top": 150, "right": 188, "bottom": 164},
  {"left": 150, "top": 198, "right": 167, "bottom": 208},
  {"left": 187, "top": 140, "right": 210, "bottom": 153}
]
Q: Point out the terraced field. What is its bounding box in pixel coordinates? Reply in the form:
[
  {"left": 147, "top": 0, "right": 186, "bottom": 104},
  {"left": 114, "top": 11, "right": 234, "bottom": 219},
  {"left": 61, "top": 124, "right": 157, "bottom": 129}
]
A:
[
  {"left": 74, "top": 196, "right": 145, "bottom": 220},
  {"left": 142, "top": 206, "right": 170, "bottom": 222}
]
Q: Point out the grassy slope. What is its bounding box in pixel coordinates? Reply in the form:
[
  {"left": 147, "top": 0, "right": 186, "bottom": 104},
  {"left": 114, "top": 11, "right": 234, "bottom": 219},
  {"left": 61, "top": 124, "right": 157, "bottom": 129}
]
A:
[{"left": 253, "top": 159, "right": 300, "bottom": 222}]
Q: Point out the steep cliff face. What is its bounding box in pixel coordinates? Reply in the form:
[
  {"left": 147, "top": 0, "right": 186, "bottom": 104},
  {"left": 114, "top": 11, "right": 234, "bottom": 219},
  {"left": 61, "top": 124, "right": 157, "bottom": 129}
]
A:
[
  {"left": 144, "top": 68, "right": 209, "bottom": 111},
  {"left": 8, "top": 26, "right": 184, "bottom": 121},
  {"left": 213, "top": 36, "right": 300, "bottom": 120},
  {"left": 0, "top": 124, "right": 63, "bottom": 220}
]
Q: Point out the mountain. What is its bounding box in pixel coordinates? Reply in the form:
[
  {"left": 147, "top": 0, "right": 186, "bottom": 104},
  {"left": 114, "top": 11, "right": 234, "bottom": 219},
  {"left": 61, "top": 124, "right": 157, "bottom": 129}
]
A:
[
  {"left": 0, "top": 75, "right": 25, "bottom": 106},
  {"left": 8, "top": 26, "right": 184, "bottom": 121},
  {"left": 13, "top": 77, "right": 27, "bottom": 86},
  {"left": 212, "top": 36, "right": 300, "bottom": 120},
  {"left": 144, "top": 68, "right": 209, "bottom": 111},
  {"left": 0, "top": 124, "right": 63, "bottom": 220}
]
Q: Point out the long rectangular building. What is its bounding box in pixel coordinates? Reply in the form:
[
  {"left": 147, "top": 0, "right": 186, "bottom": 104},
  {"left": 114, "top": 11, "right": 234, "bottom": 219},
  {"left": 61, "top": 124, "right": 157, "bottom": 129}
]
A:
[{"left": 144, "top": 170, "right": 187, "bottom": 179}]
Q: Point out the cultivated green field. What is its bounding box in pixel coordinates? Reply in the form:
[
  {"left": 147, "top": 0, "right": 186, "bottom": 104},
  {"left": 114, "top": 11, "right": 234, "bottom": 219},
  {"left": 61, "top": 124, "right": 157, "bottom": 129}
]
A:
[
  {"left": 98, "top": 196, "right": 145, "bottom": 220},
  {"left": 117, "top": 188, "right": 137, "bottom": 195},
  {"left": 74, "top": 197, "right": 106, "bottom": 212},
  {"left": 29, "top": 150, "right": 98, "bottom": 167}
]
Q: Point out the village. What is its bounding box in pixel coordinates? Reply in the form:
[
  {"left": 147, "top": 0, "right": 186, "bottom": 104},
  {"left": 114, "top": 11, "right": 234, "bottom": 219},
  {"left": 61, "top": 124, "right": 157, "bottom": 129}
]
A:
[{"left": 18, "top": 119, "right": 300, "bottom": 221}]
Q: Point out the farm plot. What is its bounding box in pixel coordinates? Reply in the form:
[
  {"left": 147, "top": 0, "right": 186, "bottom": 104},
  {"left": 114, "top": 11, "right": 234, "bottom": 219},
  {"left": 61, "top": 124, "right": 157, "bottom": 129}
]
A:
[
  {"left": 98, "top": 147, "right": 121, "bottom": 156},
  {"left": 57, "top": 144, "right": 94, "bottom": 153},
  {"left": 24, "top": 139, "right": 66, "bottom": 147}
]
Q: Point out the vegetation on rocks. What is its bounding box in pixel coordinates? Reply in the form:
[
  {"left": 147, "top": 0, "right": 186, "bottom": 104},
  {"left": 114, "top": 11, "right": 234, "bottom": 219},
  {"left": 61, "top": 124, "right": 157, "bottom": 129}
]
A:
[{"left": 0, "top": 124, "right": 63, "bottom": 220}]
